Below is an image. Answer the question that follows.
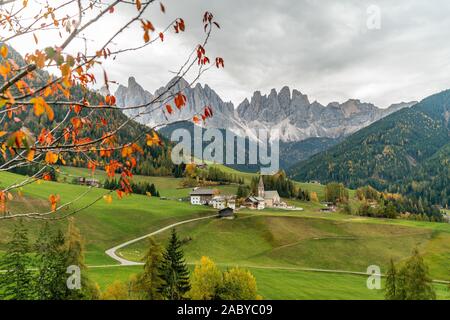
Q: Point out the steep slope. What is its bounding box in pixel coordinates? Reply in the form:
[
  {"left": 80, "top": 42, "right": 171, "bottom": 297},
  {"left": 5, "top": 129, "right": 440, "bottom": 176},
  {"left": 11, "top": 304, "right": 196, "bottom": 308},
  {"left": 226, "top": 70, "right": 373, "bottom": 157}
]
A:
[
  {"left": 0, "top": 46, "right": 173, "bottom": 177},
  {"left": 289, "top": 89, "right": 450, "bottom": 206}
]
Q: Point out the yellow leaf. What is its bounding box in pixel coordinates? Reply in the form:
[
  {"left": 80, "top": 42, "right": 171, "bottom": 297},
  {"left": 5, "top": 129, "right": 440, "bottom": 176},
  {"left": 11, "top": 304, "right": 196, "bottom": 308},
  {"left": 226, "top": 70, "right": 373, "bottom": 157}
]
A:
[
  {"left": 103, "top": 194, "right": 113, "bottom": 204},
  {"left": 0, "top": 131, "right": 7, "bottom": 137},
  {"left": 0, "top": 46, "right": 8, "bottom": 59}
]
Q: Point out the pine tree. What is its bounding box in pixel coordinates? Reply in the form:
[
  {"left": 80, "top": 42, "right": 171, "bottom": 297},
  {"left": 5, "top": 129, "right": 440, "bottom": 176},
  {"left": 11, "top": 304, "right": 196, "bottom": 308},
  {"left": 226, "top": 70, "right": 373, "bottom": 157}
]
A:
[
  {"left": 133, "top": 237, "right": 164, "bottom": 300},
  {"left": 158, "top": 229, "right": 191, "bottom": 300},
  {"left": 384, "top": 259, "right": 397, "bottom": 300},
  {"left": 0, "top": 220, "right": 35, "bottom": 300},
  {"left": 35, "top": 223, "right": 68, "bottom": 300}
]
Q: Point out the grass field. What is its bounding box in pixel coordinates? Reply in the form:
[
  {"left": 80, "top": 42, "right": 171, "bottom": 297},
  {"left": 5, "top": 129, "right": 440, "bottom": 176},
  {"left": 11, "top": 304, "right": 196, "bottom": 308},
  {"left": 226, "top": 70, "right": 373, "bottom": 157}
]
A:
[
  {"left": 0, "top": 170, "right": 214, "bottom": 265},
  {"left": 118, "top": 212, "right": 450, "bottom": 281},
  {"left": 87, "top": 264, "right": 449, "bottom": 300},
  {"left": 59, "top": 166, "right": 240, "bottom": 198},
  {"left": 1, "top": 169, "right": 448, "bottom": 299}
]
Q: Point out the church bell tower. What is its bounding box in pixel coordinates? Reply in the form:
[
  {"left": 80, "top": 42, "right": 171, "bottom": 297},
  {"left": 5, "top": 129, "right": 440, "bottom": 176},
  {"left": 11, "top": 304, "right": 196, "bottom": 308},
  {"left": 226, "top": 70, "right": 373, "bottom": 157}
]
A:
[{"left": 258, "top": 176, "right": 265, "bottom": 198}]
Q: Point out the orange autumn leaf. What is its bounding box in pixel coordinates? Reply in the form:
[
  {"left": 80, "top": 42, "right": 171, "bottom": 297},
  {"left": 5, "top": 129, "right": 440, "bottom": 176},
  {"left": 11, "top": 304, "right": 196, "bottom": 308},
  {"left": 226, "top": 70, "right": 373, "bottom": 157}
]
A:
[
  {"left": 0, "top": 131, "right": 7, "bottom": 137},
  {"left": 165, "top": 104, "right": 173, "bottom": 114},
  {"left": 0, "top": 45, "right": 8, "bottom": 58},
  {"left": 45, "top": 151, "right": 58, "bottom": 164},
  {"left": 48, "top": 194, "right": 60, "bottom": 212},
  {"left": 193, "top": 115, "right": 200, "bottom": 124},
  {"left": 26, "top": 149, "right": 35, "bottom": 162}
]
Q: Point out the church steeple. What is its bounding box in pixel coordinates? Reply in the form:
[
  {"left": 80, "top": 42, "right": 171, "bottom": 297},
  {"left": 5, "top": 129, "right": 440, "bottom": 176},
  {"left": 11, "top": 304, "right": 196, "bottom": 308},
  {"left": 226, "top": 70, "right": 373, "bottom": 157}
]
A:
[{"left": 258, "top": 175, "right": 265, "bottom": 198}]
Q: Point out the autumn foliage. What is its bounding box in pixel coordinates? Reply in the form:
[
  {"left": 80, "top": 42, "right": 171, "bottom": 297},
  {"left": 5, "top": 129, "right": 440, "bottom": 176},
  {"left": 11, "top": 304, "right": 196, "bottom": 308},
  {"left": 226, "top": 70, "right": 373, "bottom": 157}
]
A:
[{"left": 0, "top": 1, "right": 223, "bottom": 219}]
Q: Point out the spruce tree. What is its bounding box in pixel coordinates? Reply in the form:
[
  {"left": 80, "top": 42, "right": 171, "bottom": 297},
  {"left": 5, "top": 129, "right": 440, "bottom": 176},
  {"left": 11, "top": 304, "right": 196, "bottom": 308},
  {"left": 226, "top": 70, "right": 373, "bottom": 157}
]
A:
[
  {"left": 384, "top": 259, "right": 397, "bottom": 300},
  {"left": 134, "top": 237, "right": 164, "bottom": 300},
  {"left": 35, "top": 223, "right": 68, "bottom": 300},
  {"left": 0, "top": 220, "right": 35, "bottom": 300},
  {"left": 158, "top": 229, "right": 191, "bottom": 300}
]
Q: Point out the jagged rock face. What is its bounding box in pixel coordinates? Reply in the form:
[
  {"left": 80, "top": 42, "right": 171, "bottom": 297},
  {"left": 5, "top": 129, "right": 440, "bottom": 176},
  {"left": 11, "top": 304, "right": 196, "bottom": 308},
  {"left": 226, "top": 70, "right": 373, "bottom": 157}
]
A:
[
  {"left": 115, "top": 76, "right": 245, "bottom": 133},
  {"left": 114, "top": 77, "right": 416, "bottom": 142},
  {"left": 237, "top": 88, "right": 416, "bottom": 141}
]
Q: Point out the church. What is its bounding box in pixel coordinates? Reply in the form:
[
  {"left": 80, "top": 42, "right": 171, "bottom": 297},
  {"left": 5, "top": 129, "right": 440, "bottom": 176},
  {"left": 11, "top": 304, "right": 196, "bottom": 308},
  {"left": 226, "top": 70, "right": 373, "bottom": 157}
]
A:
[{"left": 257, "top": 176, "right": 281, "bottom": 208}]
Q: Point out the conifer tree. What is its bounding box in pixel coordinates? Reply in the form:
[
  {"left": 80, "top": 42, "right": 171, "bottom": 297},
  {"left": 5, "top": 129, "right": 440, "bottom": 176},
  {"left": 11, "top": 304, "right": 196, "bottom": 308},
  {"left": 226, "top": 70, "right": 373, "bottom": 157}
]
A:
[
  {"left": 134, "top": 238, "right": 164, "bottom": 300},
  {"left": 35, "top": 223, "right": 67, "bottom": 300},
  {"left": 158, "top": 229, "right": 191, "bottom": 300},
  {"left": 384, "top": 259, "right": 397, "bottom": 300},
  {"left": 0, "top": 220, "right": 35, "bottom": 300}
]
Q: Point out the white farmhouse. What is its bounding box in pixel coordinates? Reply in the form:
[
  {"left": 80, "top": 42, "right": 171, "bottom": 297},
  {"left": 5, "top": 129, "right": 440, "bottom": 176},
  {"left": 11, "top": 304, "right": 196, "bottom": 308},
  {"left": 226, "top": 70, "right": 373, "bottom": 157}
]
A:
[{"left": 189, "top": 189, "right": 215, "bottom": 205}]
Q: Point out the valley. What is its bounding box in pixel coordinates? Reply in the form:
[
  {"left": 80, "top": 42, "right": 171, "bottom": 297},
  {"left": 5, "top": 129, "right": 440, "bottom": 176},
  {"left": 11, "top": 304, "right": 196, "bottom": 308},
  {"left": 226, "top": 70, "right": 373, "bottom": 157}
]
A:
[{"left": 0, "top": 168, "right": 448, "bottom": 299}]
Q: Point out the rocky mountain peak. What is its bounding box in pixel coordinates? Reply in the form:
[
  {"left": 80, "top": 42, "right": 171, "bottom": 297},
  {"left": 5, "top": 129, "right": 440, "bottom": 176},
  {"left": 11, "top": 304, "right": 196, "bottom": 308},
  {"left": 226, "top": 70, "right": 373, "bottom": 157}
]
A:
[{"left": 115, "top": 77, "right": 414, "bottom": 142}]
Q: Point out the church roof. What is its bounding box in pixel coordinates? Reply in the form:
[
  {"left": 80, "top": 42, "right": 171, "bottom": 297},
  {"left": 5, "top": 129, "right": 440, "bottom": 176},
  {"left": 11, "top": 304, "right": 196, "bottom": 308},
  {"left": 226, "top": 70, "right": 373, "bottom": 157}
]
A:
[{"left": 264, "top": 190, "right": 280, "bottom": 199}]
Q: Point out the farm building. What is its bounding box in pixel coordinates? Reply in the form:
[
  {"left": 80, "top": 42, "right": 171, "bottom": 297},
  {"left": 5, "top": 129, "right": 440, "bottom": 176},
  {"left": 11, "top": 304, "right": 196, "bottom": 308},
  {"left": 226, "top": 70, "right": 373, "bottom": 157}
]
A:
[
  {"left": 218, "top": 207, "right": 234, "bottom": 219},
  {"left": 189, "top": 188, "right": 216, "bottom": 205},
  {"left": 77, "top": 177, "right": 101, "bottom": 188},
  {"left": 211, "top": 195, "right": 236, "bottom": 210}
]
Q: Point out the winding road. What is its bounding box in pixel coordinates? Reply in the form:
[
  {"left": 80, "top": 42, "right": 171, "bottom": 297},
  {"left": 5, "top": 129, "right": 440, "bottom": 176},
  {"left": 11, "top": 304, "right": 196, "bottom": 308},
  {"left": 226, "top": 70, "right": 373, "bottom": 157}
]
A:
[
  {"left": 103, "top": 214, "right": 450, "bottom": 285},
  {"left": 105, "top": 214, "right": 217, "bottom": 266}
]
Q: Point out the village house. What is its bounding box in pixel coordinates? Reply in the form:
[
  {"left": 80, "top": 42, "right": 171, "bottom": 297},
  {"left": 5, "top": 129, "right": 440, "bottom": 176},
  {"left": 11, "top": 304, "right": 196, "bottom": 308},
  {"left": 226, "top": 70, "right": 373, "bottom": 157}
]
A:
[
  {"left": 244, "top": 196, "right": 266, "bottom": 210},
  {"left": 189, "top": 188, "right": 216, "bottom": 205},
  {"left": 211, "top": 195, "right": 236, "bottom": 210},
  {"left": 77, "top": 177, "right": 101, "bottom": 188}
]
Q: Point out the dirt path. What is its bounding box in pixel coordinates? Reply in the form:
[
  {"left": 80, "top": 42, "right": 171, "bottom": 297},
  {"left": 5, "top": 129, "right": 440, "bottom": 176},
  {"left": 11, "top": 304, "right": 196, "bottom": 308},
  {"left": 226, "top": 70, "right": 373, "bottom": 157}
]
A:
[{"left": 104, "top": 214, "right": 217, "bottom": 266}]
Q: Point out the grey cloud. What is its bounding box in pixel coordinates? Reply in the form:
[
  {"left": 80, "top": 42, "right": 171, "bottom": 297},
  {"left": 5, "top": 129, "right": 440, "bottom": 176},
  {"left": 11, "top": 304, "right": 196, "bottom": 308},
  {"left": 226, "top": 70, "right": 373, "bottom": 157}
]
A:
[{"left": 100, "top": 0, "right": 450, "bottom": 108}]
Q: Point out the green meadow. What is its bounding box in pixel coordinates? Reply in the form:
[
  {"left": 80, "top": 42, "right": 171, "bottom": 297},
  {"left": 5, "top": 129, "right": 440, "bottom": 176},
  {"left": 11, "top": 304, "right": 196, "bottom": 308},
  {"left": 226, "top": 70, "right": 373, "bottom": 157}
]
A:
[{"left": 0, "top": 169, "right": 448, "bottom": 299}]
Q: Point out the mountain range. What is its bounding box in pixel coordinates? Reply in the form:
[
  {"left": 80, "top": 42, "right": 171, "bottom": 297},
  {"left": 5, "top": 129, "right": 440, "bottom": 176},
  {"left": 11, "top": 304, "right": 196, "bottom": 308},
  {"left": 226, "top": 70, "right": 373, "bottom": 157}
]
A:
[
  {"left": 114, "top": 77, "right": 416, "bottom": 143},
  {"left": 114, "top": 76, "right": 417, "bottom": 169}
]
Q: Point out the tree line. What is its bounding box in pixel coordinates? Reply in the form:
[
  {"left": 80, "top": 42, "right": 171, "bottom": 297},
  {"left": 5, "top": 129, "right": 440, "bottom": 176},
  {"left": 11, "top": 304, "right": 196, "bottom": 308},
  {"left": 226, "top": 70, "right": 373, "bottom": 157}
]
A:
[
  {"left": 0, "top": 219, "right": 99, "bottom": 300},
  {"left": 103, "top": 179, "right": 160, "bottom": 197}
]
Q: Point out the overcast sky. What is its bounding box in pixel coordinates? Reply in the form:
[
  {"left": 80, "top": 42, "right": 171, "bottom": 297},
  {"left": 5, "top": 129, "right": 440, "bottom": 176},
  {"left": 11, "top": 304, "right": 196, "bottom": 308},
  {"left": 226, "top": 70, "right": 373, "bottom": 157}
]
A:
[{"left": 10, "top": 0, "right": 450, "bottom": 108}]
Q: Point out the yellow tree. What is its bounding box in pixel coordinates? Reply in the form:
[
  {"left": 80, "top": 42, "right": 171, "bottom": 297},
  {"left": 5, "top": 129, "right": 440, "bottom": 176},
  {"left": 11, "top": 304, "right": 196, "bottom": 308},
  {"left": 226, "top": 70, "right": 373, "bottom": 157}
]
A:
[
  {"left": 0, "top": 1, "right": 223, "bottom": 220},
  {"left": 188, "top": 256, "right": 223, "bottom": 300}
]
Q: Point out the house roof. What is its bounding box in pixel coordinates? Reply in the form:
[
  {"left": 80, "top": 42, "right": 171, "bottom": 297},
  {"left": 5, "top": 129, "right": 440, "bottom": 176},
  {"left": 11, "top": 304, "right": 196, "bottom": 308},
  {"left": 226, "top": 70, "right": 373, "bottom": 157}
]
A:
[
  {"left": 190, "top": 189, "right": 215, "bottom": 196},
  {"left": 246, "top": 196, "right": 264, "bottom": 202},
  {"left": 264, "top": 190, "right": 280, "bottom": 199},
  {"left": 218, "top": 207, "right": 234, "bottom": 215}
]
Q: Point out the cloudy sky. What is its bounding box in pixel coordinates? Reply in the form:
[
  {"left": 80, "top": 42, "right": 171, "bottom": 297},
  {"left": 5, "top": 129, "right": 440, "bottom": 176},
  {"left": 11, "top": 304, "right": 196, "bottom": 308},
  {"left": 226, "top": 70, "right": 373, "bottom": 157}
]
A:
[{"left": 10, "top": 0, "right": 450, "bottom": 108}]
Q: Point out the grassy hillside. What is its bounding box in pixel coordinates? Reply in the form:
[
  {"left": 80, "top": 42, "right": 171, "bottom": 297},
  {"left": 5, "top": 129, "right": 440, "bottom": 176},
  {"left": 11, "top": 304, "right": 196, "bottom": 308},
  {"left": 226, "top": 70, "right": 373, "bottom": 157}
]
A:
[
  {"left": 0, "top": 171, "right": 214, "bottom": 265},
  {"left": 88, "top": 262, "right": 450, "bottom": 300},
  {"left": 1, "top": 169, "right": 448, "bottom": 299},
  {"left": 118, "top": 211, "right": 450, "bottom": 281}
]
